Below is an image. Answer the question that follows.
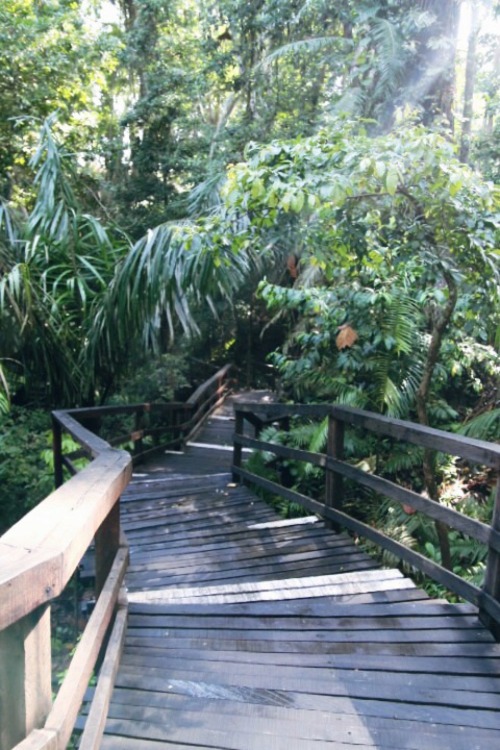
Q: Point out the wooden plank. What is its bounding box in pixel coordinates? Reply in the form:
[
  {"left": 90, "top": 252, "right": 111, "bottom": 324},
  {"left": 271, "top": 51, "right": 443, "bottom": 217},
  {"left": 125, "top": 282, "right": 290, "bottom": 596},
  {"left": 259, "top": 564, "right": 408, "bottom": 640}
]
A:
[
  {"left": 44, "top": 547, "right": 128, "bottom": 750},
  {"left": 78, "top": 591, "right": 128, "bottom": 750},
  {"left": 126, "top": 551, "right": 377, "bottom": 584},
  {"left": 126, "top": 559, "right": 376, "bottom": 587},
  {"left": 125, "top": 535, "right": 353, "bottom": 564},
  {"left": 105, "top": 688, "right": 500, "bottom": 743},
  {"left": 248, "top": 516, "right": 319, "bottom": 529},
  {"left": 127, "top": 568, "right": 408, "bottom": 600},
  {"left": 101, "top": 711, "right": 499, "bottom": 750},
  {"left": 117, "top": 644, "right": 500, "bottom": 675},
  {"left": 125, "top": 531, "right": 354, "bottom": 566},
  {"left": 127, "top": 579, "right": 416, "bottom": 605},
  {"left": 124, "top": 516, "right": 327, "bottom": 543},
  {"left": 101, "top": 737, "right": 215, "bottom": 750},
  {"left": 125, "top": 565, "right": 380, "bottom": 594},
  {"left": 234, "top": 466, "right": 493, "bottom": 615},
  {"left": 127, "top": 598, "right": 475, "bottom": 620},
  {"left": 115, "top": 656, "right": 500, "bottom": 695},
  {"left": 103, "top": 694, "right": 500, "bottom": 745},
  {"left": 121, "top": 631, "right": 500, "bottom": 656},
  {"left": 112, "top": 670, "right": 500, "bottom": 724},
  {"left": 129, "top": 617, "right": 494, "bottom": 644}
]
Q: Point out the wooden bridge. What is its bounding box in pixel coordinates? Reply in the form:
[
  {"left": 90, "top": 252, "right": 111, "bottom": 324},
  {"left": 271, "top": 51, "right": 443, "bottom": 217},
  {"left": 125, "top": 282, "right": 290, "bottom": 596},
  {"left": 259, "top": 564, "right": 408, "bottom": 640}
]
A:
[{"left": 1, "top": 365, "right": 500, "bottom": 750}]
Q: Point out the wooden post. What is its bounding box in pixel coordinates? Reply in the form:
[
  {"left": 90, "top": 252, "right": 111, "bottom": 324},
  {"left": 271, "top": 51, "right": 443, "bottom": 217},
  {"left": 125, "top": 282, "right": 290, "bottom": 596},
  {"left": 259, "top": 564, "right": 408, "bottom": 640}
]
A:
[
  {"left": 52, "top": 416, "right": 63, "bottom": 489},
  {"left": 325, "top": 415, "right": 345, "bottom": 530},
  {"left": 480, "top": 474, "right": 500, "bottom": 637},
  {"left": 232, "top": 410, "right": 244, "bottom": 482},
  {"left": 0, "top": 605, "right": 52, "bottom": 750},
  {"left": 278, "top": 417, "right": 292, "bottom": 488},
  {"left": 133, "top": 408, "right": 144, "bottom": 456},
  {"left": 253, "top": 416, "right": 264, "bottom": 439},
  {"left": 95, "top": 500, "right": 120, "bottom": 598},
  {"left": 179, "top": 406, "right": 189, "bottom": 449}
]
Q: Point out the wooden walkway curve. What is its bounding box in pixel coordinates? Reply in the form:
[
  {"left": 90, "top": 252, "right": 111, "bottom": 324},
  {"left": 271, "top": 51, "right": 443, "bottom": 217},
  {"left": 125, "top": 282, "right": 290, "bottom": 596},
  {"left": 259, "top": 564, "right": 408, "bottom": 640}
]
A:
[{"left": 93, "top": 394, "right": 500, "bottom": 750}]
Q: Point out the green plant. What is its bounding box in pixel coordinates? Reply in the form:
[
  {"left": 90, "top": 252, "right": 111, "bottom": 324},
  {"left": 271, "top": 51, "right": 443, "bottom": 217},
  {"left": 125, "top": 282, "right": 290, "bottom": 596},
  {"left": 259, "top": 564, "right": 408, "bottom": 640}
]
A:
[
  {"left": 114, "top": 352, "right": 190, "bottom": 404},
  {"left": 0, "top": 406, "right": 53, "bottom": 533}
]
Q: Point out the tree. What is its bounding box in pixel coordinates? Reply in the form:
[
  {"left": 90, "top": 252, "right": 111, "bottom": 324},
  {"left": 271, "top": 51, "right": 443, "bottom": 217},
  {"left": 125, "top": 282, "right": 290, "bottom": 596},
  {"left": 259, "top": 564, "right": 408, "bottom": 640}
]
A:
[
  {"left": 0, "top": 118, "right": 128, "bottom": 405},
  {"left": 0, "top": 0, "right": 119, "bottom": 200},
  {"left": 0, "top": 119, "right": 256, "bottom": 405},
  {"left": 218, "top": 119, "right": 500, "bottom": 565}
]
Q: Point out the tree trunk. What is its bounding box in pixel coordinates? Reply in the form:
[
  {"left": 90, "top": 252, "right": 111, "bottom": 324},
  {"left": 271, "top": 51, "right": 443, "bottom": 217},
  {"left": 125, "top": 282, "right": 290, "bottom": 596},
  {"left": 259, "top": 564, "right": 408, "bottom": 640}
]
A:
[
  {"left": 403, "top": 0, "right": 461, "bottom": 128},
  {"left": 459, "top": 9, "right": 479, "bottom": 163},
  {"left": 415, "top": 267, "right": 458, "bottom": 570}
]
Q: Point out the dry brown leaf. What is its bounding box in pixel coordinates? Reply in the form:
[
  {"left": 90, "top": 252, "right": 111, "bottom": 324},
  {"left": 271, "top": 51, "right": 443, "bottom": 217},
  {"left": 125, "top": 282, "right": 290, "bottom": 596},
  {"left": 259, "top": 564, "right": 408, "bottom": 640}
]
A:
[
  {"left": 336, "top": 324, "right": 358, "bottom": 350},
  {"left": 287, "top": 254, "right": 299, "bottom": 279}
]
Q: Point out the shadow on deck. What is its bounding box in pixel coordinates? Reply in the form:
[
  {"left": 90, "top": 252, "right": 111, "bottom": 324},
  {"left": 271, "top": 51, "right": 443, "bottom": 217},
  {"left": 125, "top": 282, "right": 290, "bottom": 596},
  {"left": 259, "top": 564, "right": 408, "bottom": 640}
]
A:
[{"left": 96, "top": 394, "right": 500, "bottom": 750}]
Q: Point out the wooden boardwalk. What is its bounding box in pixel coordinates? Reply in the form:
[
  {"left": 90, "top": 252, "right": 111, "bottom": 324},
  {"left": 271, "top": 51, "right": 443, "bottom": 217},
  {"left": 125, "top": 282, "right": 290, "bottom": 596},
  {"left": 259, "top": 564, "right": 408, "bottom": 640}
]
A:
[{"left": 98, "top": 395, "right": 500, "bottom": 750}]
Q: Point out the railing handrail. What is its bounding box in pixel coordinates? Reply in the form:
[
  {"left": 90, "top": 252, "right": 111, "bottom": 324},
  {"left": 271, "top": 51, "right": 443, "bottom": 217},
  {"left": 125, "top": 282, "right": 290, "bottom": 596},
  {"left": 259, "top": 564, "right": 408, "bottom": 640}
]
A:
[
  {"left": 187, "top": 363, "right": 232, "bottom": 406},
  {"left": 0, "top": 449, "right": 130, "bottom": 631},
  {"left": 232, "top": 401, "right": 500, "bottom": 636},
  {"left": 233, "top": 401, "right": 500, "bottom": 468}
]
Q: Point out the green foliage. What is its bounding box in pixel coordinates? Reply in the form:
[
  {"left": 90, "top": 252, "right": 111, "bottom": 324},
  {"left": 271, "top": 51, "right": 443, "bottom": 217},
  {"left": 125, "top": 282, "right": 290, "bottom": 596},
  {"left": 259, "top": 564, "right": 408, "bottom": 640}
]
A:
[
  {"left": 459, "top": 409, "right": 500, "bottom": 442},
  {"left": 0, "top": 118, "right": 128, "bottom": 405},
  {"left": 220, "top": 120, "right": 499, "bottom": 429},
  {"left": 0, "top": 407, "right": 53, "bottom": 534},
  {"left": 113, "top": 352, "right": 190, "bottom": 404},
  {"left": 262, "top": 283, "right": 427, "bottom": 416},
  {"left": 0, "top": 118, "right": 254, "bottom": 406},
  {"left": 0, "top": 0, "right": 120, "bottom": 198}
]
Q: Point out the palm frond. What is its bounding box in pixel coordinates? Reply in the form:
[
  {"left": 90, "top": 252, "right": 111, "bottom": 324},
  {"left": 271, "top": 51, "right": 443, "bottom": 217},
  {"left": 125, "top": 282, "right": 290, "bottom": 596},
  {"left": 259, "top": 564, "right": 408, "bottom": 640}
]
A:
[
  {"left": 370, "top": 18, "right": 407, "bottom": 91},
  {"left": 332, "top": 87, "right": 367, "bottom": 117},
  {"left": 0, "top": 363, "right": 10, "bottom": 414},
  {"left": 458, "top": 409, "right": 500, "bottom": 442},
  {"left": 261, "top": 36, "right": 348, "bottom": 69},
  {"left": 188, "top": 170, "right": 227, "bottom": 216},
  {"left": 89, "top": 218, "right": 252, "bottom": 367}
]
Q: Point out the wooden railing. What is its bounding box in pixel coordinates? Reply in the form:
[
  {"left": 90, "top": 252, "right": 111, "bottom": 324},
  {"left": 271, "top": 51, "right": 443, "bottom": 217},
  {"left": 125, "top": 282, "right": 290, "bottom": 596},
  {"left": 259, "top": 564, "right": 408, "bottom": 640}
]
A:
[
  {"left": 53, "top": 363, "right": 233, "bottom": 481},
  {"left": 232, "top": 402, "right": 500, "bottom": 636},
  {"left": 0, "top": 365, "right": 232, "bottom": 750}
]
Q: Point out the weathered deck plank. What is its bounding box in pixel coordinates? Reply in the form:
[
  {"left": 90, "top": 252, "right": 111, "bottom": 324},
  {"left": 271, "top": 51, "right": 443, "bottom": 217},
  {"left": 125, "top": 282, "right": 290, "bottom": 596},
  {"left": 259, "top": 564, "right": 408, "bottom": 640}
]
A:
[{"left": 95, "top": 395, "right": 500, "bottom": 749}]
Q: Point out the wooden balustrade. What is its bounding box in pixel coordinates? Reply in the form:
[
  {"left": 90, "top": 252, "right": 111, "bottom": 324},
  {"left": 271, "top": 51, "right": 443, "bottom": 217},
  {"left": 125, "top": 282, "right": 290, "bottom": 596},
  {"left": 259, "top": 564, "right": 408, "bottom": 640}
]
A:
[
  {"left": 0, "top": 427, "right": 130, "bottom": 750},
  {"left": 0, "top": 364, "right": 233, "bottom": 750},
  {"left": 53, "top": 364, "right": 233, "bottom": 481},
  {"left": 232, "top": 402, "right": 500, "bottom": 637}
]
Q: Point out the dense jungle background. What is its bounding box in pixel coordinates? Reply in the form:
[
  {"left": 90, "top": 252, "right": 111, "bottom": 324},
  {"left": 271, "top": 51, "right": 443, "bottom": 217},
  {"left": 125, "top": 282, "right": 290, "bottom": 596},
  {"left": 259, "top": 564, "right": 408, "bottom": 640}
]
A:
[{"left": 0, "top": 0, "right": 499, "bottom": 589}]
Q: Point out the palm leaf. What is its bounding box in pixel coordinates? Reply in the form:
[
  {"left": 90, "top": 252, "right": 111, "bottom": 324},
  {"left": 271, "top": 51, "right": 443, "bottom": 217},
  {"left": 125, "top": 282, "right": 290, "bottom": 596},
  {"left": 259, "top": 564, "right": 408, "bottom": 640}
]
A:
[
  {"left": 458, "top": 409, "right": 500, "bottom": 442},
  {"left": 262, "top": 36, "right": 349, "bottom": 68}
]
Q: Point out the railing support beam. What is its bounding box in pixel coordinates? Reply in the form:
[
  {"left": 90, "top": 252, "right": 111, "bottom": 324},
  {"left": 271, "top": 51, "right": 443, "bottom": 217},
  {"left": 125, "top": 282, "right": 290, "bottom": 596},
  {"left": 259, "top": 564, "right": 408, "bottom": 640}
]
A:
[
  {"left": 0, "top": 605, "right": 52, "bottom": 750},
  {"left": 325, "top": 416, "right": 344, "bottom": 531},
  {"left": 95, "top": 500, "right": 120, "bottom": 598},
  {"left": 481, "top": 475, "right": 500, "bottom": 638},
  {"left": 52, "top": 417, "right": 63, "bottom": 489},
  {"left": 232, "top": 410, "right": 244, "bottom": 482}
]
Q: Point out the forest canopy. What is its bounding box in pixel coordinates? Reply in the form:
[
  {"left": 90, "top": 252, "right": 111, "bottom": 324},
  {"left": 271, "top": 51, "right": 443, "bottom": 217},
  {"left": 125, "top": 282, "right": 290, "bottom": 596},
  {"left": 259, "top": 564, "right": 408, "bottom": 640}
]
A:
[{"left": 0, "top": 0, "right": 499, "bottom": 424}]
